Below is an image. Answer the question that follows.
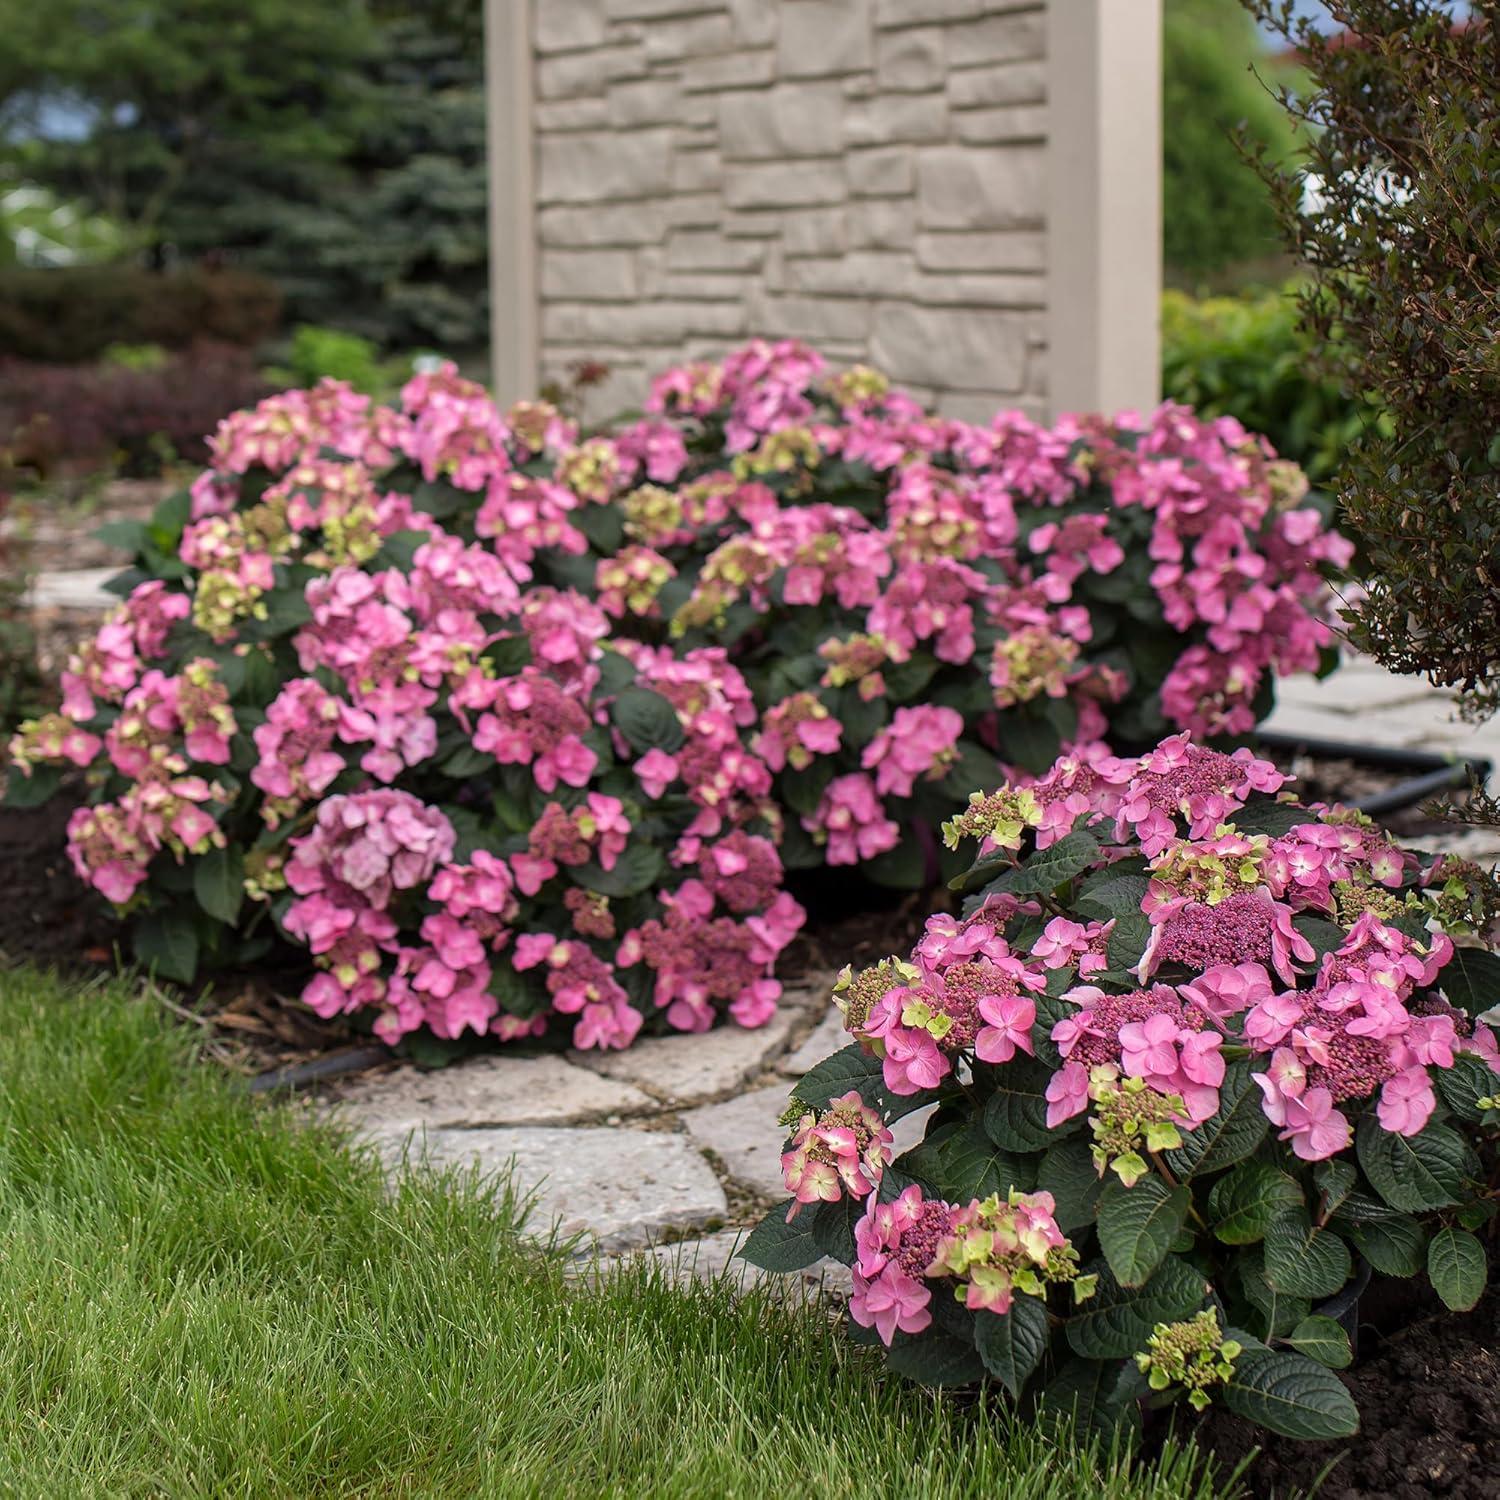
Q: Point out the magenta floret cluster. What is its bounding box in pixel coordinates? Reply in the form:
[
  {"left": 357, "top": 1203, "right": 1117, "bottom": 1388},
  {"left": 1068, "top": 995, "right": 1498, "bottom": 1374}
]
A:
[{"left": 9, "top": 342, "right": 1349, "bottom": 1047}]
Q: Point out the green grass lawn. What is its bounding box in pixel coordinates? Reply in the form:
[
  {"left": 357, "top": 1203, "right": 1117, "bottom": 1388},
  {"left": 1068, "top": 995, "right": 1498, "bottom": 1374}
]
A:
[{"left": 0, "top": 968, "right": 1242, "bottom": 1498}]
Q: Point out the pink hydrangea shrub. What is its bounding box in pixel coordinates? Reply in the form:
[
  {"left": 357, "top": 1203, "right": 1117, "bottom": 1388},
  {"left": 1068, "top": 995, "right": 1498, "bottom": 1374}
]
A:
[
  {"left": 742, "top": 733, "right": 1500, "bottom": 1440},
  {"left": 8, "top": 342, "right": 1349, "bottom": 1046}
]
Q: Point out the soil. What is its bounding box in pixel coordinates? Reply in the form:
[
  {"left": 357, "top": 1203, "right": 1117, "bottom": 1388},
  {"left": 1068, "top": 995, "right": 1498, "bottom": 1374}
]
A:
[
  {"left": 0, "top": 792, "right": 121, "bottom": 968},
  {"left": 1197, "top": 1286, "right": 1500, "bottom": 1500}
]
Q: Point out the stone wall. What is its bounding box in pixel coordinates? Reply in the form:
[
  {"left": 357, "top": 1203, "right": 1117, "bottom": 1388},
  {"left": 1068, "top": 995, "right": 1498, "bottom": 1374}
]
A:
[{"left": 529, "top": 0, "right": 1051, "bottom": 424}]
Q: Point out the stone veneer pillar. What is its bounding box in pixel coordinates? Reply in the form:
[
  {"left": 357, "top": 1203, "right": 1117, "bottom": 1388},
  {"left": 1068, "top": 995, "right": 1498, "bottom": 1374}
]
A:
[{"left": 486, "top": 0, "right": 1162, "bottom": 421}]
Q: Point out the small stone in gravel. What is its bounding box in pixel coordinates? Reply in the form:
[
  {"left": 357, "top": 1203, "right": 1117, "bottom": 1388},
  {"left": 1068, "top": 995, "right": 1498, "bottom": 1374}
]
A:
[
  {"left": 366, "top": 1123, "right": 727, "bottom": 1250},
  {"left": 780, "top": 1006, "right": 847, "bottom": 1075},
  {"left": 569, "top": 1010, "right": 800, "bottom": 1105},
  {"left": 333, "top": 1053, "right": 653, "bottom": 1130}
]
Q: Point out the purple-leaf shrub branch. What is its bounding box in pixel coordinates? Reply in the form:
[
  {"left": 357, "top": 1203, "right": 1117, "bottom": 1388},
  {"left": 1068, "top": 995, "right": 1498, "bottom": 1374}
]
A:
[
  {"left": 8, "top": 341, "right": 1349, "bottom": 1047},
  {"left": 743, "top": 733, "right": 1500, "bottom": 1440}
]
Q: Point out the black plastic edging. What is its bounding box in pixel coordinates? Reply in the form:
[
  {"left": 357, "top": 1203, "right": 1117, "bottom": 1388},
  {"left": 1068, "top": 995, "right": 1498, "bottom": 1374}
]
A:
[{"left": 1255, "top": 730, "right": 1493, "bottom": 818}]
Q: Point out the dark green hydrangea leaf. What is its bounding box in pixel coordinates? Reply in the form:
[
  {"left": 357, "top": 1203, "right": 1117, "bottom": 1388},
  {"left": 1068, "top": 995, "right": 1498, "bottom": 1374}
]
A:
[
  {"left": 1065, "top": 1257, "right": 1208, "bottom": 1360},
  {"left": 1427, "top": 1226, "right": 1487, "bottom": 1311},
  {"left": 1207, "top": 1162, "right": 1303, "bottom": 1245},
  {"left": 1285, "top": 1315, "right": 1352, "bottom": 1369},
  {"left": 1096, "top": 1176, "right": 1190, "bottom": 1288},
  {"left": 974, "top": 1293, "right": 1050, "bottom": 1398},
  {"left": 982, "top": 1055, "right": 1058, "bottom": 1153},
  {"left": 1224, "top": 1349, "right": 1359, "bottom": 1439},
  {"left": 1356, "top": 1116, "right": 1475, "bottom": 1213},
  {"left": 1262, "top": 1211, "right": 1353, "bottom": 1299},
  {"left": 739, "top": 1202, "right": 823, "bottom": 1272},
  {"left": 1164, "top": 1060, "right": 1268, "bottom": 1179},
  {"left": 1037, "top": 1138, "right": 1104, "bottom": 1232}
]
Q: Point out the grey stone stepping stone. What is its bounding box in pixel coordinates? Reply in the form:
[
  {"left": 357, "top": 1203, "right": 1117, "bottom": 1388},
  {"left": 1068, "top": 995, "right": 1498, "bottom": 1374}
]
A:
[
  {"left": 780, "top": 1005, "right": 847, "bottom": 1076},
  {"left": 25, "top": 567, "right": 119, "bottom": 611},
  {"left": 682, "top": 1085, "right": 796, "bottom": 1198},
  {"left": 333, "top": 1054, "right": 653, "bottom": 1130},
  {"left": 568, "top": 1009, "right": 800, "bottom": 1105},
  {"left": 683, "top": 1085, "right": 938, "bottom": 1200},
  {"left": 369, "top": 1123, "right": 727, "bottom": 1250}
]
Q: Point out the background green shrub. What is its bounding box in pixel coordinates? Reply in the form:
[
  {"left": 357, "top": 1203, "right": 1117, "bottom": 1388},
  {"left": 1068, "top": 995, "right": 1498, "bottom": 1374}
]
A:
[
  {"left": 1160, "top": 284, "right": 1386, "bottom": 488},
  {"left": 0, "top": 266, "right": 282, "bottom": 364}
]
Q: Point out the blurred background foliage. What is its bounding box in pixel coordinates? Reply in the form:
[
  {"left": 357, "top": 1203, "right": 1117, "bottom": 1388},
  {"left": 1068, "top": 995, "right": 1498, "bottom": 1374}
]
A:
[{"left": 0, "top": 0, "right": 1372, "bottom": 498}]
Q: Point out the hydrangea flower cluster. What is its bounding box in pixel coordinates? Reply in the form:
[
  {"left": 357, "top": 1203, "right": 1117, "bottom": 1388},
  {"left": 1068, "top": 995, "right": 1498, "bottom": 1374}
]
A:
[
  {"left": 9, "top": 341, "right": 1345, "bottom": 1042},
  {"left": 745, "top": 733, "right": 1500, "bottom": 1441}
]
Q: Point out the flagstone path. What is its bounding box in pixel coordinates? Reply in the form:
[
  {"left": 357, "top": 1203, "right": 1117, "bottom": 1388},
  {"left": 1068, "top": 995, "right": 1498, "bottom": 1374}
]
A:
[{"left": 329, "top": 971, "right": 897, "bottom": 1295}]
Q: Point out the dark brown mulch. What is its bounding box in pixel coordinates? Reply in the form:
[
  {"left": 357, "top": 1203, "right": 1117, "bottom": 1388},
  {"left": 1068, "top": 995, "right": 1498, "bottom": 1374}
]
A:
[
  {"left": 0, "top": 792, "right": 121, "bottom": 969},
  {"left": 1197, "top": 1287, "right": 1500, "bottom": 1500}
]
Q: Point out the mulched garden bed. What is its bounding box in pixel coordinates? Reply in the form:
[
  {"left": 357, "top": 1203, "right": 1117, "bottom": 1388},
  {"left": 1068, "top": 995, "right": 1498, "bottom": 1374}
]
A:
[{"left": 1196, "top": 1285, "right": 1500, "bottom": 1500}]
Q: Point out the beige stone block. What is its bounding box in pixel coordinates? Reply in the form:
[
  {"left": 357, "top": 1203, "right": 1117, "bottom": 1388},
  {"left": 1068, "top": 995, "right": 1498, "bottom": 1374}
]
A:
[
  {"left": 535, "top": 0, "right": 609, "bottom": 53},
  {"left": 537, "top": 43, "right": 645, "bottom": 99},
  {"left": 642, "top": 11, "right": 735, "bottom": 60},
  {"left": 947, "top": 58, "right": 1046, "bottom": 108},
  {"left": 604, "top": 0, "right": 725, "bottom": 16},
  {"left": 643, "top": 267, "right": 758, "bottom": 301},
  {"left": 727, "top": 0, "right": 777, "bottom": 46},
  {"left": 909, "top": 269, "right": 1046, "bottom": 307},
  {"left": 760, "top": 293, "right": 874, "bottom": 341},
  {"left": 539, "top": 202, "right": 670, "bottom": 247},
  {"left": 875, "top": 25, "right": 946, "bottom": 90},
  {"left": 723, "top": 209, "right": 790, "bottom": 239},
  {"left": 953, "top": 103, "right": 1048, "bottom": 144},
  {"left": 680, "top": 49, "right": 776, "bottom": 91},
  {"left": 719, "top": 82, "right": 844, "bottom": 159},
  {"left": 607, "top": 76, "right": 682, "bottom": 127},
  {"left": 777, "top": 0, "right": 874, "bottom": 76},
  {"left": 847, "top": 198, "right": 916, "bottom": 249},
  {"left": 543, "top": 298, "right": 749, "bottom": 345},
  {"left": 843, "top": 92, "right": 948, "bottom": 145},
  {"left": 914, "top": 229, "right": 1047, "bottom": 271},
  {"left": 538, "top": 128, "right": 674, "bottom": 203},
  {"left": 664, "top": 192, "right": 722, "bottom": 227},
  {"left": 785, "top": 250, "right": 912, "bottom": 297},
  {"left": 540, "top": 248, "right": 641, "bottom": 301},
  {"left": 535, "top": 97, "right": 610, "bottom": 132},
  {"left": 945, "top": 10, "right": 1046, "bottom": 64},
  {"left": 723, "top": 158, "right": 847, "bottom": 208},
  {"left": 917, "top": 143, "right": 1044, "bottom": 228},
  {"left": 667, "top": 229, "right": 768, "bottom": 270},
  {"left": 782, "top": 206, "right": 850, "bottom": 256},
  {"left": 939, "top": 389, "right": 1045, "bottom": 424},
  {"left": 871, "top": 300, "right": 1028, "bottom": 389},
  {"left": 847, "top": 144, "right": 914, "bottom": 197},
  {"left": 874, "top": 0, "right": 990, "bottom": 23},
  {"left": 671, "top": 147, "right": 722, "bottom": 193}
]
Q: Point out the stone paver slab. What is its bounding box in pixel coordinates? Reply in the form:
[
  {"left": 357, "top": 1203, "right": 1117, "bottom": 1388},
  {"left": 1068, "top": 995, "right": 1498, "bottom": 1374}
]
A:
[
  {"left": 568, "top": 1009, "right": 800, "bottom": 1104},
  {"left": 780, "top": 1005, "right": 847, "bottom": 1076},
  {"left": 369, "top": 1123, "right": 727, "bottom": 1250},
  {"left": 26, "top": 567, "right": 119, "bottom": 611},
  {"left": 682, "top": 1085, "right": 796, "bottom": 1198},
  {"left": 334, "top": 1053, "right": 653, "bottom": 1130}
]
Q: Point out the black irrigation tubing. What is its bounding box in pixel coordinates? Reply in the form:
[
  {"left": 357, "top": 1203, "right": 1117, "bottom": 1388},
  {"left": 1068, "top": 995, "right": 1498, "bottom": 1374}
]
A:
[
  {"left": 243, "top": 1043, "right": 393, "bottom": 1094},
  {"left": 1255, "top": 729, "right": 1493, "bottom": 818}
]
